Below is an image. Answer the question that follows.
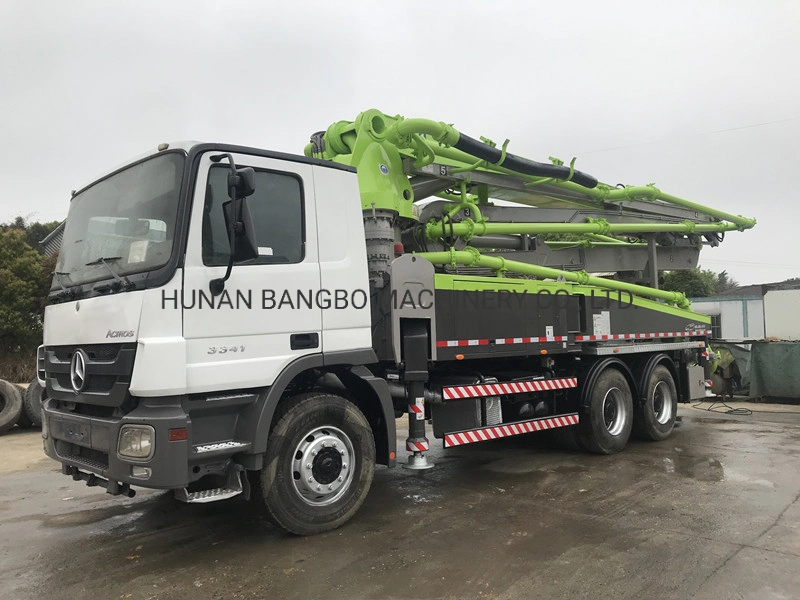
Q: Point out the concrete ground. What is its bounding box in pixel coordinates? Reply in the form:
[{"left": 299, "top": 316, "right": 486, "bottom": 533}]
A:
[{"left": 1, "top": 402, "right": 799, "bottom": 600}]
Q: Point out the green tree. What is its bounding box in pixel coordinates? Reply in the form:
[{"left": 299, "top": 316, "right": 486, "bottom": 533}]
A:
[
  {"left": 0, "top": 217, "right": 61, "bottom": 254},
  {"left": 0, "top": 228, "right": 46, "bottom": 352},
  {"left": 714, "top": 270, "right": 739, "bottom": 294},
  {"left": 662, "top": 268, "right": 717, "bottom": 298},
  {"left": 24, "top": 221, "right": 61, "bottom": 253}
]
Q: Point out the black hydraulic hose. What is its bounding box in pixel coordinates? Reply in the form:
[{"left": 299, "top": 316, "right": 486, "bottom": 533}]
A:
[{"left": 453, "top": 133, "right": 598, "bottom": 189}]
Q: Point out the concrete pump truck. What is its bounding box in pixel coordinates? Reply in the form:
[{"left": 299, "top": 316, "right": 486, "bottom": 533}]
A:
[{"left": 39, "top": 109, "right": 755, "bottom": 534}]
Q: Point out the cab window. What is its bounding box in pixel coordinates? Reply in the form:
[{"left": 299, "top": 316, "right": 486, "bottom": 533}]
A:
[{"left": 202, "top": 166, "right": 305, "bottom": 266}]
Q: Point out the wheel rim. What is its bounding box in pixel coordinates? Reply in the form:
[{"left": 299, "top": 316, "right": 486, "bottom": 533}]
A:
[
  {"left": 652, "top": 380, "right": 674, "bottom": 425},
  {"left": 291, "top": 426, "right": 355, "bottom": 507},
  {"left": 602, "top": 387, "right": 628, "bottom": 436}
]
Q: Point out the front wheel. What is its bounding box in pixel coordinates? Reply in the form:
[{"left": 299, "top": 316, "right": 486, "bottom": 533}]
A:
[
  {"left": 633, "top": 365, "right": 678, "bottom": 441},
  {"left": 579, "top": 368, "right": 633, "bottom": 454},
  {"left": 260, "top": 393, "right": 375, "bottom": 536}
]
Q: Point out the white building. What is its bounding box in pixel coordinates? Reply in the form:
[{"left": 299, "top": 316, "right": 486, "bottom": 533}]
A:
[{"left": 690, "top": 281, "right": 800, "bottom": 341}]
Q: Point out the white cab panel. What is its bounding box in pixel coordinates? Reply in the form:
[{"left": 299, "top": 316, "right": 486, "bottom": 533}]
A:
[
  {"left": 130, "top": 272, "right": 186, "bottom": 396},
  {"left": 43, "top": 275, "right": 186, "bottom": 396},
  {"left": 182, "top": 152, "right": 323, "bottom": 394},
  {"left": 44, "top": 289, "right": 145, "bottom": 346},
  {"left": 312, "top": 165, "right": 372, "bottom": 354}
]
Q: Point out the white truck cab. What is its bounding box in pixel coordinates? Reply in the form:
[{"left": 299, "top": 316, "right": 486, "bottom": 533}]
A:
[{"left": 42, "top": 144, "right": 393, "bottom": 532}]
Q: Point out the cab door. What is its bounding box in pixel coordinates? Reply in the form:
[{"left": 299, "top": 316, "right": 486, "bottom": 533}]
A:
[{"left": 182, "top": 151, "right": 321, "bottom": 394}]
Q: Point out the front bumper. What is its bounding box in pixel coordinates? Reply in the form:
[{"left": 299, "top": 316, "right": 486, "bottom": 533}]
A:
[{"left": 42, "top": 397, "right": 190, "bottom": 489}]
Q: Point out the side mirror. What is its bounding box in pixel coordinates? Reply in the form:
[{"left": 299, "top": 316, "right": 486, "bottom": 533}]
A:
[
  {"left": 208, "top": 155, "right": 259, "bottom": 296},
  {"left": 228, "top": 167, "right": 256, "bottom": 199},
  {"left": 223, "top": 197, "right": 259, "bottom": 262}
]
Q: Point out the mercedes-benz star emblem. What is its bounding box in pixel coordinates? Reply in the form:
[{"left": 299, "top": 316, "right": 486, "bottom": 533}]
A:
[{"left": 70, "top": 349, "right": 88, "bottom": 393}]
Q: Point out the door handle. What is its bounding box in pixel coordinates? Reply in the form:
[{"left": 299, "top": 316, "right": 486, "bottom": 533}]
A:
[{"left": 290, "top": 333, "right": 319, "bottom": 350}]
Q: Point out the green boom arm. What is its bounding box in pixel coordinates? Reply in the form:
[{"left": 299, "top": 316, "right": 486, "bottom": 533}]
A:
[
  {"left": 417, "top": 247, "right": 690, "bottom": 309},
  {"left": 305, "top": 109, "right": 756, "bottom": 307}
]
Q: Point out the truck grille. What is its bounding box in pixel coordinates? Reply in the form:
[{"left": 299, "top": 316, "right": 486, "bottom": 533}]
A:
[
  {"left": 44, "top": 343, "right": 136, "bottom": 407},
  {"left": 52, "top": 344, "right": 122, "bottom": 362}
]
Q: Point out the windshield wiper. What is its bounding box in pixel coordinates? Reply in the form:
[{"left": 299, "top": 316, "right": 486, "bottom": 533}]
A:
[
  {"left": 85, "top": 256, "right": 133, "bottom": 291},
  {"left": 85, "top": 256, "right": 122, "bottom": 266},
  {"left": 53, "top": 271, "right": 78, "bottom": 300}
]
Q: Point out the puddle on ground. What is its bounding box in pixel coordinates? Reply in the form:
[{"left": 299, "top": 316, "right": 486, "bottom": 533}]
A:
[
  {"left": 719, "top": 468, "right": 776, "bottom": 488},
  {"left": 690, "top": 417, "right": 740, "bottom": 425},
  {"left": 663, "top": 455, "right": 724, "bottom": 482},
  {"left": 664, "top": 449, "right": 776, "bottom": 487},
  {"left": 482, "top": 458, "right": 585, "bottom": 476},
  {"left": 18, "top": 502, "right": 145, "bottom": 528}
]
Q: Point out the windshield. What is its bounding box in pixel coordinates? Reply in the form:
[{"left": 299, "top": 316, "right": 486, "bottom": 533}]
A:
[{"left": 54, "top": 152, "right": 185, "bottom": 289}]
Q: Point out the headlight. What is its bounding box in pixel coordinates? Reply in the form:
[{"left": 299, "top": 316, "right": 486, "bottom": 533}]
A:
[{"left": 118, "top": 425, "right": 155, "bottom": 460}]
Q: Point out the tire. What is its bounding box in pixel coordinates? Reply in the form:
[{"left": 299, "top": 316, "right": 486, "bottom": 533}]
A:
[
  {"left": 579, "top": 368, "right": 633, "bottom": 455},
  {"left": 0, "top": 379, "right": 24, "bottom": 434},
  {"left": 633, "top": 365, "right": 677, "bottom": 441},
  {"left": 23, "top": 379, "right": 46, "bottom": 428},
  {"left": 15, "top": 385, "right": 33, "bottom": 428},
  {"left": 260, "top": 393, "right": 375, "bottom": 536}
]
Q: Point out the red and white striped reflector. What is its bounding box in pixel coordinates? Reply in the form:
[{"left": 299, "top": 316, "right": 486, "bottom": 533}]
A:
[
  {"left": 435, "top": 330, "right": 712, "bottom": 348},
  {"left": 574, "top": 330, "right": 712, "bottom": 342},
  {"left": 409, "top": 403, "right": 424, "bottom": 415},
  {"left": 442, "top": 377, "right": 577, "bottom": 400},
  {"left": 436, "top": 336, "right": 566, "bottom": 348},
  {"left": 406, "top": 440, "right": 429, "bottom": 452},
  {"left": 444, "top": 413, "right": 579, "bottom": 448}
]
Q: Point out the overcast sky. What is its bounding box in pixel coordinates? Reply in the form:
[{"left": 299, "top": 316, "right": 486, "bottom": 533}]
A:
[{"left": 1, "top": 0, "right": 798, "bottom": 285}]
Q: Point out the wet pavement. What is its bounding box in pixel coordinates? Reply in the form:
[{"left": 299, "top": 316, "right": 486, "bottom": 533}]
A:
[{"left": 2, "top": 403, "right": 799, "bottom": 600}]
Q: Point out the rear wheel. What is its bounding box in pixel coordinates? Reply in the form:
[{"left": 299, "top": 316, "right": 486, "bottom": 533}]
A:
[
  {"left": 0, "top": 379, "right": 23, "bottom": 434},
  {"left": 260, "top": 393, "right": 375, "bottom": 536},
  {"left": 579, "top": 368, "right": 633, "bottom": 454},
  {"left": 633, "top": 365, "right": 677, "bottom": 441}
]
